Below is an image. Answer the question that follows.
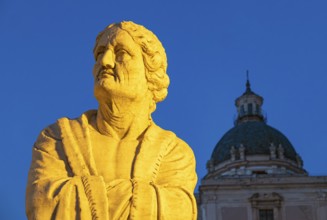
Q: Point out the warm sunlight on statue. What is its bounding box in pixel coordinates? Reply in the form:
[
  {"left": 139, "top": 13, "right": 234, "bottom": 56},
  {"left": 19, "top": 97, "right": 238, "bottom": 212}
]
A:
[{"left": 26, "top": 21, "right": 197, "bottom": 220}]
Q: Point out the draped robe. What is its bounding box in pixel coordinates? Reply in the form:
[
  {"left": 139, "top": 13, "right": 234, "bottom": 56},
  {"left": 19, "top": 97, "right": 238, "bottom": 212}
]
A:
[{"left": 26, "top": 110, "right": 197, "bottom": 219}]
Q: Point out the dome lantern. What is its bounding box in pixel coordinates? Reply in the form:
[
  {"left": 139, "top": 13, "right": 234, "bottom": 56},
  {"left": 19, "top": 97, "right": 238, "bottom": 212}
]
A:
[{"left": 235, "top": 72, "right": 265, "bottom": 125}]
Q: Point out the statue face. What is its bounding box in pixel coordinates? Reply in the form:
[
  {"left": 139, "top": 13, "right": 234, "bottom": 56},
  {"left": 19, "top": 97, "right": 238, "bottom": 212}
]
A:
[{"left": 93, "top": 28, "right": 148, "bottom": 102}]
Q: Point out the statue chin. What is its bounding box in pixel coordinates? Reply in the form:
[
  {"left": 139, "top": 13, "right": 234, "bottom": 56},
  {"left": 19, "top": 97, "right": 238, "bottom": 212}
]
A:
[
  {"left": 94, "top": 83, "right": 149, "bottom": 106},
  {"left": 93, "top": 81, "right": 115, "bottom": 101}
]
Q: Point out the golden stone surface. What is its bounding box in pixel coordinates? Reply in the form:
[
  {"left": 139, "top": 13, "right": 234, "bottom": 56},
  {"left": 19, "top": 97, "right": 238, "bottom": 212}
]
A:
[{"left": 26, "top": 21, "right": 197, "bottom": 220}]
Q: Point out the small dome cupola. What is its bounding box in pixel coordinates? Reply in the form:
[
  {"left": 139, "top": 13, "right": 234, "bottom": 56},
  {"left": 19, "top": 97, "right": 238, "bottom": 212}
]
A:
[{"left": 235, "top": 73, "right": 265, "bottom": 125}]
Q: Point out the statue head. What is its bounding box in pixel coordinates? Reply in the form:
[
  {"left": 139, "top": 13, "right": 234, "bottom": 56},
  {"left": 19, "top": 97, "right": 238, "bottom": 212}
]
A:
[{"left": 93, "top": 21, "right": 169, "bottom": 113}]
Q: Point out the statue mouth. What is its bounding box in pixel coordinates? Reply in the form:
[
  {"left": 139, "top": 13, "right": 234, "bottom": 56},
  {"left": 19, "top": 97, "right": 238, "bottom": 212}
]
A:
[{"left": 98, "top": 69, "right": 115, "bottom": 80}]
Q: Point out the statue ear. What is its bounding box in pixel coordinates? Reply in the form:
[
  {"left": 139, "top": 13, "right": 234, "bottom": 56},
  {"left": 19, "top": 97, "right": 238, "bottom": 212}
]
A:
[
  {"left": 151, "top": 52, "right": 162, "bottom": 69},
  {"left": 144, "top": 52, "right": 162, "bottom": 71}
]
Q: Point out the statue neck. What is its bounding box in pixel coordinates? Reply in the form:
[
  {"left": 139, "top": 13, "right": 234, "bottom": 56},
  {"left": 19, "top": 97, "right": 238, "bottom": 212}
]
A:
[{"left": 96, "top": 96, "right": 152, "bottom": 140}]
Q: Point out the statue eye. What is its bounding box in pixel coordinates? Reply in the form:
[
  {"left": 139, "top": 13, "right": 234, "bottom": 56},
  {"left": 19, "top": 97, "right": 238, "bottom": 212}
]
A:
[
  {"left": 115, "top": 49, "right": 131, "bottom": 62},
  {"left": 95, "top": 46, "right": 106, "bottom": 61},
  {"left": 96, "top": 52, "right": 104, "bottom": 61}
]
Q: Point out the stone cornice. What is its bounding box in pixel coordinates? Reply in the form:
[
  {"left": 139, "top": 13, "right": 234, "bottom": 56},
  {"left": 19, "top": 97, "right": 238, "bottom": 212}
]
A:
[
  {"left": 205, "top": 158, "right": 307, "bottom": 179},
  {"left": 200, "top": 175, "right": 327, "bottom": 191}
]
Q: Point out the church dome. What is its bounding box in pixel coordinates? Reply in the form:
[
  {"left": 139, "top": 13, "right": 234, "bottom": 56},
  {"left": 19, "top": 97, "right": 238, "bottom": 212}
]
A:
[
  {"left": 210, "top": 121, "right": 297, "bottom": 165},
  {"left": 205, "top": 75, "right": 306, "bottom": 178}
]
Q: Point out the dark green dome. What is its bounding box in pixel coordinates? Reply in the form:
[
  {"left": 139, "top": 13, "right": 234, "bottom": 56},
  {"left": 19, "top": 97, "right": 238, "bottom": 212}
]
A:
[{"left": 210, "top": 121, "right": 298, "bottom": 165}]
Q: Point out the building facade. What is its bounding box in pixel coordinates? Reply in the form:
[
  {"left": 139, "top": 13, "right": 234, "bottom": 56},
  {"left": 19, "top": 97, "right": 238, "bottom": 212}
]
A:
[{"left": 198, "top": 79, "right": 327, "bottom": 220}]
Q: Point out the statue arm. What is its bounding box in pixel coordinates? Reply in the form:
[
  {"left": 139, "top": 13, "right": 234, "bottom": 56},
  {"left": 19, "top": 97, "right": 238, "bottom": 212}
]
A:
[
  {"left": 154, "top": 139, "right": 197, "bottom": 220},
  {"left": 26, "top": 126, "right": 109, "bottom": 220},
  {"left": 130, "top": 138, "right": 197, "bottom": 220}
]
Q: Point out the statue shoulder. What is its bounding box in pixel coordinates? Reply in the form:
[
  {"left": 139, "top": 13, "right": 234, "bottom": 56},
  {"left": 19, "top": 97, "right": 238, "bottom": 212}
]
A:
[
  {"left": 149, "top": 124, "right": 195, "bottom": 159},
  {"left": 171, "top": 136, "right": 195, "bottom": 160},
  {"left": 34, "top": 110, "right": 97, "bottom": 152}
]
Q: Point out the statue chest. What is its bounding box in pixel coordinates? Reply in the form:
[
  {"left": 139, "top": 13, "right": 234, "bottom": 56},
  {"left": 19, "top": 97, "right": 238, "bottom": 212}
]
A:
[{"left": 90, "top": 131, "right": 140, "bottom": 182}]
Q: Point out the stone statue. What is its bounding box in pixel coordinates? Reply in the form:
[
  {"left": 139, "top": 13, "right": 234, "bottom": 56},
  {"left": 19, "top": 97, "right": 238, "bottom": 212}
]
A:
[{"left": 26, "top": 21, "right": 197, "bottom": 220}]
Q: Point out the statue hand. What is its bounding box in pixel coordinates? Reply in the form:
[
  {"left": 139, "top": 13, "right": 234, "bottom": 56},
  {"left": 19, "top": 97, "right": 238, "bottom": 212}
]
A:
[
  {"left": 106, "top": 179, "right": 133, "bottom": 193},
  {"left": 106, "top": 179, "right": 133, "bottom": 218}
]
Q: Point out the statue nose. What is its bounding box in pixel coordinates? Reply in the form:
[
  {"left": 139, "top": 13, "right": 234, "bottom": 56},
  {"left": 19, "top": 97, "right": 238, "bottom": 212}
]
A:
[{"left": 101, "top": 50, "right": 115, "bottom": 68}]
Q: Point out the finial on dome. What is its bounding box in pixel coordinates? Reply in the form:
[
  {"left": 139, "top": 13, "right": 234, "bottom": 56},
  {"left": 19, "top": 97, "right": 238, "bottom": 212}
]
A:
[{"left": 246, "top": 70, "right": 251, "bottom": 93}]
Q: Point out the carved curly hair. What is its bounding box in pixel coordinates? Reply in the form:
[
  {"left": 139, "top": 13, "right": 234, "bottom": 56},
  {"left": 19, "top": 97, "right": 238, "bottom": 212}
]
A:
[{"left": 93, "top": 21, "right": 170, "bottom": 112}]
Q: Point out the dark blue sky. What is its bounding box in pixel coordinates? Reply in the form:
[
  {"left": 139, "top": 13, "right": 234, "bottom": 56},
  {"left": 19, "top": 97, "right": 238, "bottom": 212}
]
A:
[{"left": 1, "top": 0, "right": 327, "bottom": 219}]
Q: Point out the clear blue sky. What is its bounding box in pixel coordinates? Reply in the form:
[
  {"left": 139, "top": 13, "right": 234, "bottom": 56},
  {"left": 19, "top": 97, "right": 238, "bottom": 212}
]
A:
[{"left": 1, "top": 0, "right": 327, "bottom": 219}]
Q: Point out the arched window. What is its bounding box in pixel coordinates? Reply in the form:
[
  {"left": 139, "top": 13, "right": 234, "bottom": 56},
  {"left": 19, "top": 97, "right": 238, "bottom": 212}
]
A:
[{"left": 248, "top": 103, "right": 253, "bottom": 115}]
